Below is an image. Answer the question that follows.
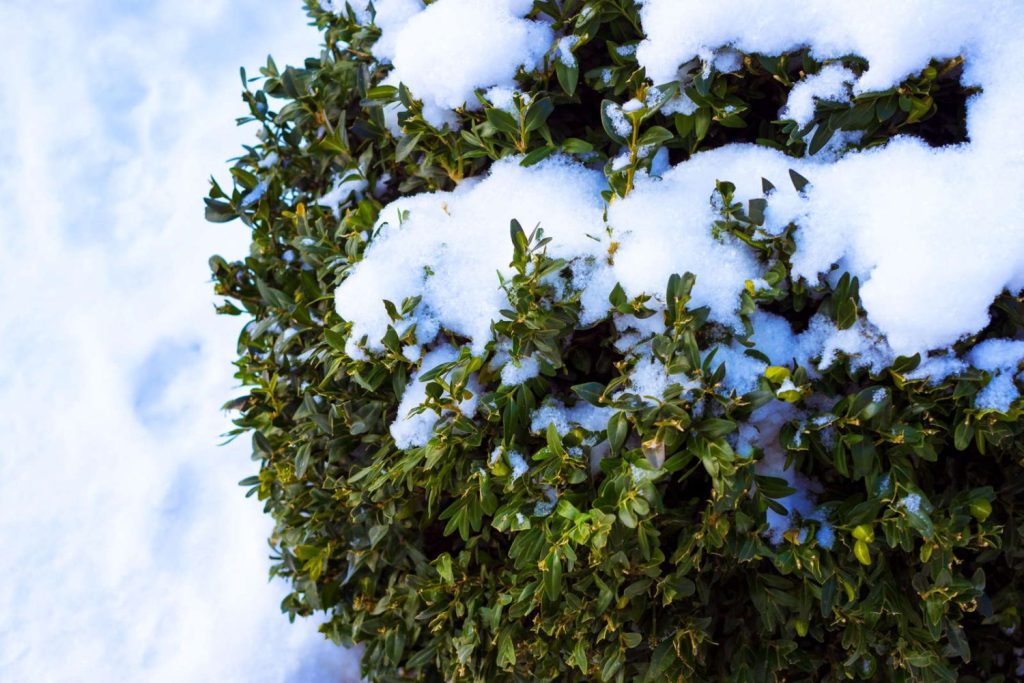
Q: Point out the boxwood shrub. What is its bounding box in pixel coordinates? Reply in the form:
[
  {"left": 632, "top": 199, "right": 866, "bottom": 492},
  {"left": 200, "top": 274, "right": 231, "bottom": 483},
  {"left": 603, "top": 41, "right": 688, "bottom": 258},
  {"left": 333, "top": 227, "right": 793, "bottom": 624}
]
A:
[{"left": 208, "top": 1, "right": 1024, "bottom": 680}]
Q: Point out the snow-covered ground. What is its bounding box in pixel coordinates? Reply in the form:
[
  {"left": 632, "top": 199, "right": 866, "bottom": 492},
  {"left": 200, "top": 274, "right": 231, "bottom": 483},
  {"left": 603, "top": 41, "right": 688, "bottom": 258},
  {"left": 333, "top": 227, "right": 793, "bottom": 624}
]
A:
[{"left": 0, "top": 1, "right": 360, "bottom": 680}]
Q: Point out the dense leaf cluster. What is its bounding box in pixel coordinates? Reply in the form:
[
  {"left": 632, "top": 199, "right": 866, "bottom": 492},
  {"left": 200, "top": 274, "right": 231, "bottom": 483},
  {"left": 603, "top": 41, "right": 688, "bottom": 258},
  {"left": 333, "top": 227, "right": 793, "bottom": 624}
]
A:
[{"left": 208, "top": 1, "right": 1024, "bottom": 680}]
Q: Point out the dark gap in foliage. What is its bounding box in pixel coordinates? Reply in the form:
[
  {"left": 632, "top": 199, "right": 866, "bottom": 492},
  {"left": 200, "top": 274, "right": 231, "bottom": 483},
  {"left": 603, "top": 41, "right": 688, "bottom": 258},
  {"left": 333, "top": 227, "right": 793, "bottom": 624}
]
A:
[
  {"left": 909, "top": 61, "right": 974, "bottom": 148},
  {"left": 560, "top": 318, "right": 624, "bottom": 389},
  {"left": 986, "top": 291, "right": 1024, "bottom": 340}
]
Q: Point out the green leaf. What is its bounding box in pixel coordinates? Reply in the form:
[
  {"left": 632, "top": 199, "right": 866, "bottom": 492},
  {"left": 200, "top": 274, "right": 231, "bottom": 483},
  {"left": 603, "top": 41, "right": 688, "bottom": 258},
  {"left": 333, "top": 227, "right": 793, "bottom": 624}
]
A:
[
  {"left": 638, "top": 125, "right": 673, "bottom": 147},
  {"left": 694, "top": 108, "right": 711, "bottom": 142},
  {"left": 486, "top": 107, "right": 519, "bottom": 136},
  {"left": 544, "top": 548, "right": 562, "bottom": 601},
  {"left": 365, "top": 85, "right": 398, "bottom": 100},
  {"left": 600, "top": 645, "right": 624, "bottom": 682},
  {"left": 523, "top": 97, "right": 554, "bottom": 133},
  {"left": 562, "top": 137, "right": 594, "bottom": 154},
  {"left": 755, "top": 475, "right": 797, "bottom": 499},
  {"left": 572, "top": 382, "right": 605, "bottom": 406},
  {"left": 434, "top": 553, "right": 454, "bottom": 583},
  {"left": 789, "top": 168, "right": 811, "bottom": 193},
  {"left": 204, "top": 198, "right": 236, "bottom": 223},
  {"left": 645, "top": 639, "right": 676, "bottom": 681},
  {"left": 836, "top": 296, "right": 859, "bottom": 330},
  {"left": 256, "top": 278, "right": 293, "bottom": 310},
  {"left": 905, "top": 505, "right": 935, "bottom": 539},
  {"left": 546, "top": 422, "right": 566, "bottom": 458},
  {"left": 394, "top": 132, "right": 423, "bottom": 163},
  {"left": 510, "top": 218, "right": 528, "bottom": 259},
  {"left": 808, "top": 122, "right": 834, "bottom": 155},
  {"left": 608, "top": 282, "right": 627, "bottom": 308},
  {"left": 695, "top": 418, "right": 737, "bottom": 439},
  {"left": 747, "top": 197, "right": 767, "bottom": 225},
  {"left": 601, "top": 100, "right": 628, "bottom": 145},
  {"left": 294, "top": 442, "right": 312, "bottom": 477},
  {"left": 520, "top": 145, "right": 556, "bottom": 167},
  {"left": 571, "top": 640, "right": 589, "bottom": 672},
  {"left": 556, "top": 59, "right": 579, "bottom": 96},
  {"left": 607, "top": 412, "right": 628, "bottom": 454},
  {"left": 497, "top": 631, "right": 516, "bottom": 668}
]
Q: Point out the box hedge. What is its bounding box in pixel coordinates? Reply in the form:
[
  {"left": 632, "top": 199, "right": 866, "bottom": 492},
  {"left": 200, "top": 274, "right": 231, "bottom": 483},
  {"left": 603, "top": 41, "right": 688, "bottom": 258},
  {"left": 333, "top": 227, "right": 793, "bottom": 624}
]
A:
[{"left": 207, "top": 1, "right": 1024, "bottom": 680}]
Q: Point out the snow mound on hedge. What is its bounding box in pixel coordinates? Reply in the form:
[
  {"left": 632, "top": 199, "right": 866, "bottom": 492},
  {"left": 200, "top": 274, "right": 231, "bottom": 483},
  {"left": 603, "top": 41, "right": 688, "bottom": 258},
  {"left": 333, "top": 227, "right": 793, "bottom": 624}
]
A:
[
  {"left": 340, "top": 139, "right": 1022, "bottom": 369},
  {"left": 335, "top": 155, "right": 608, "bottom": 356},
  {"left": 638, "top": 1, "right": 997, "bottom": 94},
  {"left": 338, "top": 0, "right": 552, "bottom": 127},
  {"left": 632, "top": 0, "right": 1024, "bottom": 358}
]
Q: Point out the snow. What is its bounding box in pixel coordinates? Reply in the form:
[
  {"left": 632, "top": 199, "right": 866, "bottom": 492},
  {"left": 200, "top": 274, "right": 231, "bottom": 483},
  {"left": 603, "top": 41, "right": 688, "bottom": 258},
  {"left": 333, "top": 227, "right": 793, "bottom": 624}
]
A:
[
  {"left": 361, "top": 0, "right": 425, "bottom": 61},
  {"left": 633, "top": 2, "right": 1024, "bottom": 357},
  {"left": 401, "top": 344, "right": 423, "bottom": 362},
  {"left": 625, "top": 355, "right": 690, "bottom": 404},
  {"left": 556, "top": 35, "right": 578, "bottom": 66},
  {"left": 968, "top": 339, "right": 1024, "bottom": 411},
  {"left": 257, "top": 151, "right": 279, "bottom": 169},
  {"left": 500, "top": 354, "right": 541, "bottom": 386},
  {"left": 530, "top": 399, "right": 614, "bottom": 437},
  {"left": 621, "top": 98, "right": 644, "bottom": 113},
  {"left": 603, "top": 101, "right": 634, "bottom": 138},
  {"left": 637, "top": 1, "right": 990, "bottom": 93},
  {"left": 372, "top": 0, "right": 553, "bottom": 127},
  {"left": 815, "top": 523, "right": 836, "bottom": 549},
  {"left": 484, "top": 85, "right": 522, "bottom": 113},
  {"left": 317, "top": 168, "right": 369, "bottom": 212},
  {"left": 0, "top": 1, "right": 358, "bottom": 681},
  {"left": 240, "top": 180, "right": 269, "bottom": 207},
  {"left": 533, "top": 486, "right": 559, "bottom": 516},
  {"left": 335, "top": 155, "right": 609, "bottom": 356},
  {"left": 342, "top": 137, "right": 1023, "bottom": 438},
  {"left": 781, "top": 64, "right": 856, "bottom": 126},
  {"left": 875, "top": 474, "right": 892, "bottom": 497},
  {"left": 738, "top": 402, "right": 833, "bottom": 545},
  {"left": 506, "top": 450, "right": 530, "bottom": 480},
  {"left": 391, "top": 344, "right": 482, "bottom": 448},
  {"left": 900, "top": 493, "right": 923, "bottom": 515}
]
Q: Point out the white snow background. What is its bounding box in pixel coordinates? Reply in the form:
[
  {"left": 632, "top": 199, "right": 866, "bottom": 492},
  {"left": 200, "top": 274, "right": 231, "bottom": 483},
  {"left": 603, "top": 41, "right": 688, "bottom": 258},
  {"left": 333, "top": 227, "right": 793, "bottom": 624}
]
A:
[{"left": 0, "top": 1, "right": 360, "bottom": 680}]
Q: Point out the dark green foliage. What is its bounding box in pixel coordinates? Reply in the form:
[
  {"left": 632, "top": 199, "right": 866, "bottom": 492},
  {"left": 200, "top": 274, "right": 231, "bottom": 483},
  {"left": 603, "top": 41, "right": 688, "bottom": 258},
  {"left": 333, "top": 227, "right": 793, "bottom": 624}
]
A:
[{"left": 209, "top": 1, "right": 1023, "bottom": 680}]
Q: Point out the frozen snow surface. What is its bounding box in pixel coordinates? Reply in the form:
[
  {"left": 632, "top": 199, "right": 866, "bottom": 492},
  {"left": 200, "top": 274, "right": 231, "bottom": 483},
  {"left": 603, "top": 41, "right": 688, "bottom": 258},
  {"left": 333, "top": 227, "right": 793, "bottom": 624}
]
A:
[{"left": 0, "top": 2, "right": 359, "bottom": 682}]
